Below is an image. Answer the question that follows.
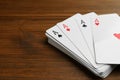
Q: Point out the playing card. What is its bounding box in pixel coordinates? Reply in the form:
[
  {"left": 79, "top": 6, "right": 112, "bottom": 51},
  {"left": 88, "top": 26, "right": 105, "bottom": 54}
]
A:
[
  {"left": 74, "top": 12, "right": 97, "bottom": 59},
  {"left": 92, "top": 13, "right": 120, "bottom": 64}
]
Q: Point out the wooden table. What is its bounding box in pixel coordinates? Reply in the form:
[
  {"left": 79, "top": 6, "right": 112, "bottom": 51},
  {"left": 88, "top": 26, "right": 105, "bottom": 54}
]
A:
[{"left": 0, "top": 0, "right": 120, "bottom": 80}]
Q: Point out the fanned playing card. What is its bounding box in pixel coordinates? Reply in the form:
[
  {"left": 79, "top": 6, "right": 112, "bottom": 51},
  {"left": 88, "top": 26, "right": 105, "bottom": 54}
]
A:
[{"left": 92, "top": 13, "right": 120, "bottom": 64}]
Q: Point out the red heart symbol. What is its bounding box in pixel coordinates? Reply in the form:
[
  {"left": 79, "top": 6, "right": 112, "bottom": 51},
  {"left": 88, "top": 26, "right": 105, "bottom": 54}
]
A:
[
  {"left": 66, "top": 28, "right": 70, "bottom": 31},
  {"left": 113, "top": 33, "right": 120, "bottom": 39},
  {"left": 95, "top": 19, "right": 99, "bottom": 26},
  {"left": 95, "top": 23, "right": 99, "bottom": 26}
]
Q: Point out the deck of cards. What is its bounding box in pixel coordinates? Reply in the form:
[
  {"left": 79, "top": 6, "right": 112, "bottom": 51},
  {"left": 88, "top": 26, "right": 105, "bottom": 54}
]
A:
[{"left": 45, "top": 12, "right": 120, "bottom": 78}]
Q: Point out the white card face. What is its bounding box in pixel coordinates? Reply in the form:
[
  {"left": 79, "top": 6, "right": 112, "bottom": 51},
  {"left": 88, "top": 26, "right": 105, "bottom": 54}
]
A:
[
  {"left": 46, "top": 25, "right": 90, "bottom": 65},
  {"left": 74, "top": 12, "right": 97, "bottom": 59},
  {"left": 57, "top": 14, "right": 100, "bottom": 68},
  {"left": 92, "top": 13, "right": 120, "bottom": 64}
]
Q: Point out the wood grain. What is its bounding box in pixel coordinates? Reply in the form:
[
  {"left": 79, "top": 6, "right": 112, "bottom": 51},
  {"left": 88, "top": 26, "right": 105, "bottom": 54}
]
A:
[{"left": 0, "top": 0, "right": 120, "bottom": 80}]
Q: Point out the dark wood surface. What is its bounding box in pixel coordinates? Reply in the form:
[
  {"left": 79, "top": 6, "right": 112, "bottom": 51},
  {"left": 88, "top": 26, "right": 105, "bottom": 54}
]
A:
[{"left": 0, "top": 0, "right": 120, "bottom": 80}]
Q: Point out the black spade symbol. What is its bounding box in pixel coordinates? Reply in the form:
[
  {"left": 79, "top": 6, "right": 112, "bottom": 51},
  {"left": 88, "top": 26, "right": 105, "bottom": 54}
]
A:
[
  {"left": 58, "top": 34, "right": 62, "bottom": 37},
  {"left": 82, "top": 24, "right": 87, "bottom": 27}
]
